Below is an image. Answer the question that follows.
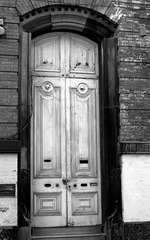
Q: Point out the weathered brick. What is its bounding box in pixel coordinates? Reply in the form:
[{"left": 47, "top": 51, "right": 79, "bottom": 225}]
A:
[
  {"left": 0, "top": 72, "right": 18, "bottom": 89},
  {"left": 0, "top": 7, "right": 19, "bottom": 23},
  {"left": 119, "top": 18, "right": 150, "bottom": 32},
  {"left": 0, "top": 39, "right": 19, "bottom": 55},
  {"left": 0, "top": 56, "right": 18, "bottom": 72},
  {"left": 0, "top": 107, "right": 18, "bottom": 123},
  {"left": 120, "top": 125, "right": 150, "bottom": 142},
  {"left": 31, "top": 0, "right": 48, "bottom": 8},
  {"left": 0, "top": 89, "right": 18, "bottom": 105},
  {"left": 0, "top": 0, "right": 16, "bottom": 7},
  {"left": 119, "top": 5, "right": 150, "bottom": 19},
  {"left": 5, "top": 23, "right": 19, "bottom": 39},
  {"left": 119, "top": 46, "right": 150, "bottom": 62},
  {"left": 16, "top": 0, "right": 34, "bottom": 15},
  {"left": 0, "top": 124, "right": 18, "bottom": 139},
  {"left": 120, "top": 78, "right": 150, "bottom": 92},
  {"left": 119, "top": 62, "right": 150, "bottom": 78},
  {"left": 118, "top": 33, "right": 150, "bottom": 48},
  {"left": 0, "top": 81, "right": 18, "bottom": 89},
  {"left": 120, "top": 110, "right": 150, "bottom": 126},
  {"left": 120, "top": 91, "right": 150, "bottom": 109}
]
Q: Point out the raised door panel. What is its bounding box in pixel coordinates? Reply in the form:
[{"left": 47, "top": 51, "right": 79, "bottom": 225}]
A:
[
  {"left": 66, "top": 78, "right": 101, "bottom": 226},
  {"left": 31, "top": 77, "right": 67, "bottom": 227},
  {"left": 32, "top": 33, "right": 98, "bottom": 78},
  {"left": 70, "top": 81, "right": 98, "bottom": 177},
  {"left": 33, "top": 80, "right": 62, "bottom": 178},
  {"left": 33, "top": 35, "right": 63, "bottom": 74},
  {"left": 67, "top": 35, "right": 98, "bottom": 78}
]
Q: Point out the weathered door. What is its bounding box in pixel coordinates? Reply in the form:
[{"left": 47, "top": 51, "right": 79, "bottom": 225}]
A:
[{"left": 31, "top": 33, "right": 101, "bottom": 227}]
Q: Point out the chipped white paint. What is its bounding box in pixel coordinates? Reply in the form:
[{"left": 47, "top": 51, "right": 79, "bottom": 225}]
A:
[
  {"left": 121, "top": 154, "right": 150, "bottom": 222},
  {"left": 31, "top": 32, "right": 101, "bottom": 227},
  {"left": 0, "top": 154, "right": 17, "bottom": 226}
]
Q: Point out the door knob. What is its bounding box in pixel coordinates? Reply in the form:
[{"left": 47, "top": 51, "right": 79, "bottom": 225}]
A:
[{"left": 62, "top": 179, "right": 68, "bottom": 185}]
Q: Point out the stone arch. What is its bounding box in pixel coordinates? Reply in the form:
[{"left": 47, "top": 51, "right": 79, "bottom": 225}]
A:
[
  {"left": 20, "top": 5, "right": 118, "bottom": 40},
  {"left": 15, "top": 0, "right": 122, "bottom": 24}
]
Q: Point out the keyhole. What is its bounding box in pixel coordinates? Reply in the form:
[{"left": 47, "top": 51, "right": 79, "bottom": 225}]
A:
[{"left": 80, "top": 86, "right": 85, "bottom": 91}]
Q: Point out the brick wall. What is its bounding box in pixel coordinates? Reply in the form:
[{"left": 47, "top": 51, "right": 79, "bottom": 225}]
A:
[
  {"left": 0, "top": 4, "right": 19, "bottom": 140},
  {"left": 118, "top": 0, "right": 150, "bottom": 141}
]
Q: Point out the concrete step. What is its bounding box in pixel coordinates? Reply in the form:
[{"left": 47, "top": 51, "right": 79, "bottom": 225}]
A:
[
  {"left": 32, "top": 234, "right": 107, "bottom": 240},
  {"left": 32, "top": 226, "right": 107, "bottom": 240}
]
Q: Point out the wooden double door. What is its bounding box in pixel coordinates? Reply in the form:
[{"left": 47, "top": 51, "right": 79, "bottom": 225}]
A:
[{"left": 31, "top": 32, "right": 101, "bottom": 227}]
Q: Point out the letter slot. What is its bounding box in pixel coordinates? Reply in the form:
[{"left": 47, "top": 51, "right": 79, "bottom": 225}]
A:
[
  {"left": 79, "top": 159, "right": 89, "bottom": 169},
  {"left": 43, "top": 159, "right": 52, "bottom": 169}
]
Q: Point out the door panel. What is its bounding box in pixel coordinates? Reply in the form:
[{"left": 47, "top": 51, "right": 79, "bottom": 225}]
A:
[
  {"left": 33, "top": 78, "right": 65, "bottom": 178},
  {"left": 32, "top": 77, "right": 67, "bottom": 227},
  {"left": 31, "top": 33, "right": 101, "bottom": 228},
  {"left": 32, "top": 33, "right": 98, "bottom": 78},
  {"left": 68, "top": 80, "right": 98, "bottom": 177},
  {"left": 66, "top": 79, "right": 101, "bottom": 226},
  {"left": 34, "top": 35, "right": 61, "bottom": 72},
  {"left": 69, "top": 35, "right": 97, "bottom": 75}
]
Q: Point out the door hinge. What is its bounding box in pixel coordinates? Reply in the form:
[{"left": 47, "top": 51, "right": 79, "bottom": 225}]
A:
[{"left": 104, "top": 201, "right": 123, "bottom": 240}]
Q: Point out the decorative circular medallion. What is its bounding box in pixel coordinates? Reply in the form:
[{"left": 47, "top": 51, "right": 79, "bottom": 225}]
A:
[
  {"left": 42, "top": 81, "right": 53, "bottom": 92},
  {"left": 77, "top": 83, "right": 88, "bottom": 94}
]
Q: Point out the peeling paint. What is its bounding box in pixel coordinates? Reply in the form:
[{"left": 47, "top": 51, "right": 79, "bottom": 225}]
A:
[{"left": 0, "top": 207, "right": 9, "bottom": 212}]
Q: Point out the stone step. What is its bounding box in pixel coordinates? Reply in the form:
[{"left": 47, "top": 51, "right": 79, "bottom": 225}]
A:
[
  {"left": 32, "top": 234, "right": 107, "bottom": 240},
  {"left": 32, "top": 226, "right": 107, "bottom": 240}
]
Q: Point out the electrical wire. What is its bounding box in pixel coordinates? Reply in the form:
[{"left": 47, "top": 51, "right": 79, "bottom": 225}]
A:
[{"left": 0, "top": 113, "right": 33, "bottom": 141}]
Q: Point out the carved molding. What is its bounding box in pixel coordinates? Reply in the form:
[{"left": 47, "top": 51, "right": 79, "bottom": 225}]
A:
[{"left": 20, "top": 5, "right": 117, "bottom": 39}]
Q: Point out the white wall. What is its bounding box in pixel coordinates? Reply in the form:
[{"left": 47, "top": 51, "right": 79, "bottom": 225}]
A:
[
  {"left": 121, "top": 154, "right": 150, "bottom": 222},
  {"left": 0, "top": 154, "right": 17, "bottom": 226}
]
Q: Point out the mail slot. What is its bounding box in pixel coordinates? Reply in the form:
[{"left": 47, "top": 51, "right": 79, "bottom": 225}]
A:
[{"left": 0, "top": 184, "right": 15, "bottom": 197}]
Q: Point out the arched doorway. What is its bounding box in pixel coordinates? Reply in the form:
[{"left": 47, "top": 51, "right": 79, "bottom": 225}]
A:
[
  {"left": 31, "top": 32, "right": 101, "bottom": 227},
  {"left": 19, "top": 5, "right": 119, "bottom": 238}
]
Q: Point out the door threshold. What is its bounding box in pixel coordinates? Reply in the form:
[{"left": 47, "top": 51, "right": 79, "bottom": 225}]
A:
[
  {"left": 32, "top": 233, "right": 107, "bottom": 239},
  {"left": 32, "top": 225, "right": 105, "bottom": 236}
]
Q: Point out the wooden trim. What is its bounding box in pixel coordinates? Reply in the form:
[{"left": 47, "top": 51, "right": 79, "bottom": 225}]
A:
[
  {"left": 19, "top": 27, "right": 31, "bottom": 216},
  {"left": 0, "top": 141, "right": 21, "bottom": 152},
  {"left": 101, "top": 37, "right": 120, "bottom": 219},
  {"left": 100, "top": 38, "right": 109, "bottom": 224}
]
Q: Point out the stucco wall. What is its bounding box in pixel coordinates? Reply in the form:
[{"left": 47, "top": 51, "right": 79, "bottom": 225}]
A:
[{"left": 122, "top": 154, "right": 150, "bottom": 222}]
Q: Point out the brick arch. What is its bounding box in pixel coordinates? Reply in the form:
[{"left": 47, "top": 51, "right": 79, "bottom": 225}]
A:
[{"left": 20, "top": 5, "right": 118, "bottom": 40}]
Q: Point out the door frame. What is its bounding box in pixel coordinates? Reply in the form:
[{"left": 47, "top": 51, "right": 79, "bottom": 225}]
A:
[{"left": 19, "top": 5, "right": 120, "bottom": 228}]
